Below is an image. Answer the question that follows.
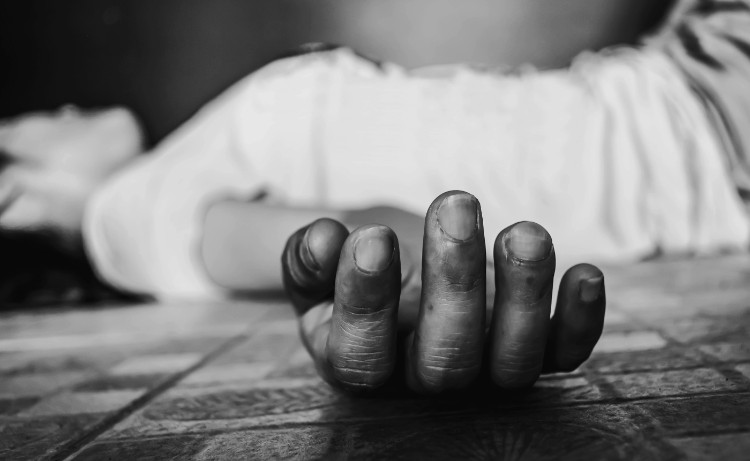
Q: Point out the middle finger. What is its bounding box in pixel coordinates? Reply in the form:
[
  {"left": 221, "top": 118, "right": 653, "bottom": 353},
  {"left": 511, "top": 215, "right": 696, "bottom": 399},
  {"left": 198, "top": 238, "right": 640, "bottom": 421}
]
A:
[{"left": 407, "top": 191, "right": 487, "bottom": 393}]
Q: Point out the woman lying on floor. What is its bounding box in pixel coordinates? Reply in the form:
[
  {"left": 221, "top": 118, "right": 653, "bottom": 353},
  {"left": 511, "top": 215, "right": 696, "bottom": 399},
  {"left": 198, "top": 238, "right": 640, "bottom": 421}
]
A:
[{"left": 1, "top": 0, "right": 748, "bottom": 394}]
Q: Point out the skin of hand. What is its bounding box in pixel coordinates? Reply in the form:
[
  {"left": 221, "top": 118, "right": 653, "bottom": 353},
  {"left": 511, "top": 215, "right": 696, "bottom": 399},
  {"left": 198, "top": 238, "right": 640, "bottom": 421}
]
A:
[
  {"left": 282, "top": 190, "right": 606, "bottom": 395},
  {"left": 0, "top": 107, "right": 145, "bottom": 305}
]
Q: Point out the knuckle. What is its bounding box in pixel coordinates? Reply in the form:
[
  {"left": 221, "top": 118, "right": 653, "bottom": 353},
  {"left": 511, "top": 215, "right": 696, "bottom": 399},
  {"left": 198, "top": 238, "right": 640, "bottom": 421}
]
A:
[
  {"left": 335, "top": 322, "right": 390, "bottom": 351},
  {"left": 331, "top": 364, "right": 391, "bottom": 391},
  {"left": 414, "top": 357, "right": 481, "bottom": 393},
  {"left": 327, "top": 337, "right": 394, "bottom": 390},
  {"left": 338, "top": 300, "right": 382, "bottom": 316},
  {"left": 436, "top": 275, "right": 484, "bottom": 302}
]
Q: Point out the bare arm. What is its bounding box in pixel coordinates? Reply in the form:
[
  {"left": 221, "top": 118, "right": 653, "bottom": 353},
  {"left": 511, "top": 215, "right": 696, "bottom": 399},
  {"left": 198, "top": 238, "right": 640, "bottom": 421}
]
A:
[{"left": 200, "top": 200, "right": 425, "bottom": 292}]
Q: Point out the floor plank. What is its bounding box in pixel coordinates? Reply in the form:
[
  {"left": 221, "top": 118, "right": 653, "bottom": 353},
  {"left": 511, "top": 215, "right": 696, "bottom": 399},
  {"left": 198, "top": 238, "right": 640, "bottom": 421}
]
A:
[{"left": 0, "top": 255, "right": 748, "bottom": 460}]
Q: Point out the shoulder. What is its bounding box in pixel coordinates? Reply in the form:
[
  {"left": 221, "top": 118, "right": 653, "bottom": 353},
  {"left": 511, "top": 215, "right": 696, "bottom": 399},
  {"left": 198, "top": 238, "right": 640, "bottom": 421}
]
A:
[{"left": 251, "top": 43, "right": 386, "bottom": 85}]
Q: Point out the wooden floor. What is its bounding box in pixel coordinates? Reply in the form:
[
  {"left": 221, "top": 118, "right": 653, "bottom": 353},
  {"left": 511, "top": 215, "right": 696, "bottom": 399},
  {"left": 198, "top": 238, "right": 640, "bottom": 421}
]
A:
[{"left": 1, "top": 254, "right": 749, "bottom": 460}]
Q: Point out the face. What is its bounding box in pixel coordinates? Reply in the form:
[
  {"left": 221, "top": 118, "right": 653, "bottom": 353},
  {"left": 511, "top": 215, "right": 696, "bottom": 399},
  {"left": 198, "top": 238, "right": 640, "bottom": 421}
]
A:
[{"left": 0, "top": 106, "right": 143, "bottom": 234}]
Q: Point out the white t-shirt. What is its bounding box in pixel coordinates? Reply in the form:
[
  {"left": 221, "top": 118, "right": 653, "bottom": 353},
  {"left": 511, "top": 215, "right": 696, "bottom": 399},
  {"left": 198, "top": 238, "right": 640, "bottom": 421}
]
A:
[{"left": 83, "top": 46, "right": 750, "bottom": 299}]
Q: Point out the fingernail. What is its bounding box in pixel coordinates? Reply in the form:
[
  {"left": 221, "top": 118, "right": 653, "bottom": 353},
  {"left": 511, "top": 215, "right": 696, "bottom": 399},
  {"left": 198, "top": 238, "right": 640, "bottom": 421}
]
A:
[
  {"left": 437, "top": 193, "right": 478, "bottom": 241},
  {"left": 301, "top": 227, "right": 322, "bottom": 271},
  {"left": 303, "top": 218, "right": 350, "bottom": 273},
  {"left": 506, "top": 222, "right": 552, "bottom": 261},
  {"left": 354, "top": 227, "right": 394, "bottom": 272},
  {"left": 579, "top": 276, "right": 603, "bottom": 303}
]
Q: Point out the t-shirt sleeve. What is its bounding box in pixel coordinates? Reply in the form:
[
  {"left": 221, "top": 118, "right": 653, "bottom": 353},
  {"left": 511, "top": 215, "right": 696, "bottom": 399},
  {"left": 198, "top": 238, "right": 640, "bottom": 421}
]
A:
[{"left": 650, "top": 0, "right": 750, "bottom": 197}]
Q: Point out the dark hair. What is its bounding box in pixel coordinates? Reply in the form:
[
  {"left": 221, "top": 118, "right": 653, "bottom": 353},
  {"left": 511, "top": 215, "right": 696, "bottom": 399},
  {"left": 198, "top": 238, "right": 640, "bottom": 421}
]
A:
[{"left": 0, "top": 226, "right": 141, "bottom": 309}]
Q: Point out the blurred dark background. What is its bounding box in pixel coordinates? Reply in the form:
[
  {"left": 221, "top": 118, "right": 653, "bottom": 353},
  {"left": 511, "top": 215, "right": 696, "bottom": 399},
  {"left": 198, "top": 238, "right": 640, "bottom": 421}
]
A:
[{"left": 0, "top": 0, "right": 674, "bottom": 145}]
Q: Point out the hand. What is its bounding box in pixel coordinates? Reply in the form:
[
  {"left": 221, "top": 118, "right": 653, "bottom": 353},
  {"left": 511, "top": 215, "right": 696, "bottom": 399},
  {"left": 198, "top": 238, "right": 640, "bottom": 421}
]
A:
[{"left": 282, "top": 191, "right": 606, "bottom": 394}]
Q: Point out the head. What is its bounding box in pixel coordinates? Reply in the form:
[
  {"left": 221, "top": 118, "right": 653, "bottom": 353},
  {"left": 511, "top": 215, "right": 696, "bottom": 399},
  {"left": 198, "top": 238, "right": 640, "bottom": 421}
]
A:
[
  {"left": 0, "top": 106, "right": 144, "bottom": 307},
  {"left": 0, "top": 106, "right": 144, "bottom": 233}
]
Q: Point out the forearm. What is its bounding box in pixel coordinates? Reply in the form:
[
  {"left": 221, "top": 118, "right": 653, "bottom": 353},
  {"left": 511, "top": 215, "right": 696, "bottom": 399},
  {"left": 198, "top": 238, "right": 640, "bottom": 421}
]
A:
[
  {"left": 200, "top": 200, "right": 426, "bottom": 292},
  {"left": 201, "top": 201, "right": 347, "bottom": 292}
]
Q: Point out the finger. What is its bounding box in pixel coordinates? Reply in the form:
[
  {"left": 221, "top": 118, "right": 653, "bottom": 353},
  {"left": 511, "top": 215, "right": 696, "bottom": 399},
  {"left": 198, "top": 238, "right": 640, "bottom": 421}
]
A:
[
  {"left": 407, "top": 191, "right": 486, "bottom": 394},
  {"left": 327, "top": 225, "right": 401, "bottom": 392},
  {"left": 281, "top": 218, "right": 349, "bottom": 316},
  {"left": 544, "top": 263, "right": 606, "bottom": 372},
  {"left": 490, "top": 221, "right": 555, "bottom": 389}
]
